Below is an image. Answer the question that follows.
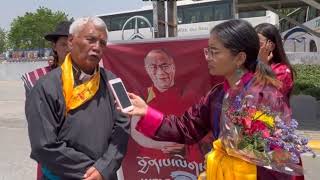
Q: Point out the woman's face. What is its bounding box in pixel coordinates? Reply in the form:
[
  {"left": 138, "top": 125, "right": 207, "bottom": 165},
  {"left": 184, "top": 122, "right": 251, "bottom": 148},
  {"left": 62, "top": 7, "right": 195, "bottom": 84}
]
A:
[
  {"left": 53, "top": 36, "right": 69, "bottom": 65},
  {"left": 258, "top": 33, "right": 268, "bottom": 47},
  {"left": 257, "top": 33, "right": 275, "bottom": 64},
  {"left": 258, "top": 33, "right": 275, "bottom": 51},
  {"left": 205, "top": 33, "right": 239, "bottom": 77}
]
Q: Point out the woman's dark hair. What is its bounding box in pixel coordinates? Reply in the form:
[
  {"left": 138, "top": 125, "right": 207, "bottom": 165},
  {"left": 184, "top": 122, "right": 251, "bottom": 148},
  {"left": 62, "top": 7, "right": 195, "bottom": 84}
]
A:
[
  {"left": 50, "top": 37, "right": 63, "bottom": 69},
  {"left": 255, "top": 23, "right": 294, "bottom": 80},
  {"left": 51, "top": 50, "right": 59, "bottom": 69},
  {"left": 210, "top": 19, "right": 280, "bottom": 88}
]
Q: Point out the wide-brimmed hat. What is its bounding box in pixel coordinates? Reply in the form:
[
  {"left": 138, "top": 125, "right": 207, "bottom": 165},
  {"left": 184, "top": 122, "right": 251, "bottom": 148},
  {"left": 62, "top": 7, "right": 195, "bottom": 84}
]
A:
[{"left": 44, "top": 21, "right": 72, "bottom": 42}]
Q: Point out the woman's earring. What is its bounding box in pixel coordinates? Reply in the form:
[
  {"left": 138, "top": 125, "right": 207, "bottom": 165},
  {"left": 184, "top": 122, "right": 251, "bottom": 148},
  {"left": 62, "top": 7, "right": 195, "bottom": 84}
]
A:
[{"left": 236, "top": 68, "right": 244, "bottom": 77}]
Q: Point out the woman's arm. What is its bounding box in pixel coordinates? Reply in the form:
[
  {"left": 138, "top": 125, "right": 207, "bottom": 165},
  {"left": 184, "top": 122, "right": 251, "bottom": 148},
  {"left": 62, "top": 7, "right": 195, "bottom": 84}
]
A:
[
  {"left": 271, "top": 63, "right": 294, "bottom": 97},
  {"left": 134, "top": 84, "right": 224, "bottom": 145},
  {"left": 130, "top": 116, "right": 185, "bottom": 150}
]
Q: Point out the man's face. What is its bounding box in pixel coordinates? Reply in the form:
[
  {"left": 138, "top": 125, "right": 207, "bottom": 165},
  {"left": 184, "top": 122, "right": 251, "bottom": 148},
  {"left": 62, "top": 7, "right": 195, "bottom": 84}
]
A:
[
  {"left": 69, "top": 22, "right": 107, "bottom": 74},
  {"left": 145, "top": 52, "right": 175, "bottom": 92}
]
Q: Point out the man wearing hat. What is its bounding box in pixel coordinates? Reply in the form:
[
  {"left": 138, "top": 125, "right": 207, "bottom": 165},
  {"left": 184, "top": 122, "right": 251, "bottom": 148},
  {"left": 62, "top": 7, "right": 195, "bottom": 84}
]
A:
[{"left": 22, "top": 21, "right": 72, "bottom": 95}]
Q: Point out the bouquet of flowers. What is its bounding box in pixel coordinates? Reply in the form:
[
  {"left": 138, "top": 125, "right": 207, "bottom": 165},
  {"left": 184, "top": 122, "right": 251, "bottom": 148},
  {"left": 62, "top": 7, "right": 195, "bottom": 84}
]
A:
[{"left": 220, "top": 84, "right": 315, "bottom": 175}]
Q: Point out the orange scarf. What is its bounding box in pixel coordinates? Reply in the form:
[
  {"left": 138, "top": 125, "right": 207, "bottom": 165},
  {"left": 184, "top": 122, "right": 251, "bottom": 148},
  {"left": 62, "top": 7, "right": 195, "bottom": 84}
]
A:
[{"left": 61, "top": 53, "right": 100, "bottom": 113}]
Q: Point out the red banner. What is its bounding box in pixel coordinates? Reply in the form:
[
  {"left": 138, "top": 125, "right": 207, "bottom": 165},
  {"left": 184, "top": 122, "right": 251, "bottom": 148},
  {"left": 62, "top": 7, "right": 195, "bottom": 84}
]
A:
[{"left": 103, "top": 38, "right": 222, "bottom": 180}]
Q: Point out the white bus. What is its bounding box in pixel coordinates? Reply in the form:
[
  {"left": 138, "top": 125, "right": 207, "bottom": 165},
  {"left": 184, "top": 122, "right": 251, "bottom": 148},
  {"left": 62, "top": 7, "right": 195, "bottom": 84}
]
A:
[
  {"left": 97, "top": 0, "right": 279, "bottom": 41},
  {"left": 280, "top": 6, "right": 320, "bottom": 52}
]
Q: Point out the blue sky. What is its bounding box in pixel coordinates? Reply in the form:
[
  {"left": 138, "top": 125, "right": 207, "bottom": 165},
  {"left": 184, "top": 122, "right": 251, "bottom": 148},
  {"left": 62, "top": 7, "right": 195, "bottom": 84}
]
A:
[{"left": 0, "top": 0, "right": 151, "bottom": 30}]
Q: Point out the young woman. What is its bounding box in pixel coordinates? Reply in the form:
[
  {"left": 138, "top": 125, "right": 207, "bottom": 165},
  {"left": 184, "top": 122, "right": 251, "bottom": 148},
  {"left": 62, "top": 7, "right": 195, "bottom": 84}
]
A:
[
  {"left": 255, "top": 23, "right": 294, "bottom": 103},
  {"left": 124, "top": 19, "right": 309, "bottom": 180}
]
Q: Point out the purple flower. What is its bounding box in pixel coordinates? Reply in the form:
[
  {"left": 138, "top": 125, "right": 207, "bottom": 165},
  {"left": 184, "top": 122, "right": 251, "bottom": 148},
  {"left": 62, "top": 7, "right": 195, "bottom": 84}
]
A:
[
  {"left": 233, "top": 95, "right": 242, "bottom": 109},
  {"left": 300, "top": 137, "right": 308, "bottom": 145}
]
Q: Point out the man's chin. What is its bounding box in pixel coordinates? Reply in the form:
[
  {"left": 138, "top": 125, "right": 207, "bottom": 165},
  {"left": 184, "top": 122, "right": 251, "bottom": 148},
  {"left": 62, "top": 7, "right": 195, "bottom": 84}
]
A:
[
  {"left": 157, "top": 83, "right": 172, "bottom": 89},
  {"left": 81, "top": 60, "right": 99, "bottom": 73},
  {"left": 87, "top": 58, "right": 100, "bottom": 66},
  {"left": 88, "top": 56, "right": 101, "bottom": 63},
  {"left": 157, "top": 82, "right": 169, "bottom": 87}
]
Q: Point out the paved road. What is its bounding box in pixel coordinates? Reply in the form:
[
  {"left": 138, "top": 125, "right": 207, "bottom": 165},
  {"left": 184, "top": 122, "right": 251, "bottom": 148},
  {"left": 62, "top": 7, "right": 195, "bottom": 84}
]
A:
[
  {"left": 0, "top": 81, "right": 36, "bottom": 180},
  {"left": 0, "top": 81, "right": 319, "bottom": 180}
]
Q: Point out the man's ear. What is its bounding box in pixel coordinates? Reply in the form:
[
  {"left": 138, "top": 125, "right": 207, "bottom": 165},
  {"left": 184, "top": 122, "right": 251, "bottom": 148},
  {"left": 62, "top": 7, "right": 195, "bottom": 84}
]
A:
[
  {"left": 236, "top": 52, "right": 246, "bottom": 67},
  {"left": 68, "top": 35, "right": 73, "bottom": 50}
]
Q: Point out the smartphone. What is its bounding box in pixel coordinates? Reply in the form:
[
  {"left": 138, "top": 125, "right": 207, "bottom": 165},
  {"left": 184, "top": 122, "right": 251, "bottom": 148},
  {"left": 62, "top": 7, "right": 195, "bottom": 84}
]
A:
[{"left": 108, "top": 78, "right": 133, "bottom": 113}]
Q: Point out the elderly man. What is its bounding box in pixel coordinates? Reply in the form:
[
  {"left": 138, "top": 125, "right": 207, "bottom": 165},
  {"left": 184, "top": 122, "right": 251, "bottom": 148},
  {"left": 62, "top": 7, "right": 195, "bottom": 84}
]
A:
[
  {"left": 123, "top": 49, "right": 209, "bottom": 180},
  {"left": 143, "top": 49, "right": 190, "bottom": 114},
  {"left": 25, "top": 17, "right": 129, "bottom": 180}
]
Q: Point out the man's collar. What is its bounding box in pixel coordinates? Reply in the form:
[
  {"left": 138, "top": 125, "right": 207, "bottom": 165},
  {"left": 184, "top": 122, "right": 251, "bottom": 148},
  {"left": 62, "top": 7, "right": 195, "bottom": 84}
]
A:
[
  {"left": 79, "top": 69, "right": 96, "bottom": 82},
  {"left": 72, "top": 63, "right": 97, "bottom": 85}
]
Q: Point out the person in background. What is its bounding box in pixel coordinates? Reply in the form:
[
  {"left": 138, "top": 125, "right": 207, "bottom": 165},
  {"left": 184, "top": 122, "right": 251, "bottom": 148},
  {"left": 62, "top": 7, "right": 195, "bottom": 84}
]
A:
[
  {"left": 255, "top": 23, "right": 294, "bottom": 103},
  {"left": 21, "top": 21, "right": 72, "bottom": 95},
  {"left": 255, "top": 22, "right": 303, "bottom": 180},
  {"left": 124, "top": 48, "right": 211, "bottom": 179},
  {"left": 131, "top": 49, "right": 185, "bottom": 153}
]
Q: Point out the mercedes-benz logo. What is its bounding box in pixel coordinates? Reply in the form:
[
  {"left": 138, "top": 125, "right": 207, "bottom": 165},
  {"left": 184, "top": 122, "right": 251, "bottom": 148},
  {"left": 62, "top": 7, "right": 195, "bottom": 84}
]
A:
[{"left": 121, "top": 16, "right": 154, "bottom": 40}]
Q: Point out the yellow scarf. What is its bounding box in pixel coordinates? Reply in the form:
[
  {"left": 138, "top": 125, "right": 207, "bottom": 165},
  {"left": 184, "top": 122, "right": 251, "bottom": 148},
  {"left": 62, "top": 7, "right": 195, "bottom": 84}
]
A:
[
  {"left": 146, "top": 87, "right": 156, "bottom": 103},
  {"left": 200, "top": 139, "right": 257, "bottom": 180},
  {"left": 61, "top": 53, "right": 100, "bottom": 113}
]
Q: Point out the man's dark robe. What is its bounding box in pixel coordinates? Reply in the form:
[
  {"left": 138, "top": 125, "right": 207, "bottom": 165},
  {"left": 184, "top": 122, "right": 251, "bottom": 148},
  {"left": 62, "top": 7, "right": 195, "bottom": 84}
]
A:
[{"left": 25, "top": 67, "right": 130, "bottom": 180}]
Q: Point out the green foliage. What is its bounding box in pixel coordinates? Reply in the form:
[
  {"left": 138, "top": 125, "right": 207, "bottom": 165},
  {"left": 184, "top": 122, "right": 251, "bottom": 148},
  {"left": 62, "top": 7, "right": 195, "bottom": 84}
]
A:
[
  {"left": 238, "top": 133, "right": 266, "bottom": 152},
  {"left": 293, "top": 64, "right": 320, "bottom": 100},
  {"left": 7, "top": 7, "right": 68, "bottom": 50},
  {"left": 0, "top": 28, "right": 7, "bottom": 53}
]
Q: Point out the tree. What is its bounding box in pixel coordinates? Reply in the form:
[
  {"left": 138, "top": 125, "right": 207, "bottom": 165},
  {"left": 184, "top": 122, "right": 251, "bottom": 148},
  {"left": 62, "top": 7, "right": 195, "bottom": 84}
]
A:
[
  {"left": 0, "top": 28, "right": 7, "bottom": 53},
  {"left": 7, "top": 7, "right": 68, "bottom": 50}
]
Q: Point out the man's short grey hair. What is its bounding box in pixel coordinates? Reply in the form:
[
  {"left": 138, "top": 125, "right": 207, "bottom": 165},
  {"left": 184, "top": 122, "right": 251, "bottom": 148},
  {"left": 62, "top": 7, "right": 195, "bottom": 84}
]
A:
[{"left": 69, "top": 17, "right": 108, "bottom": 35}]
